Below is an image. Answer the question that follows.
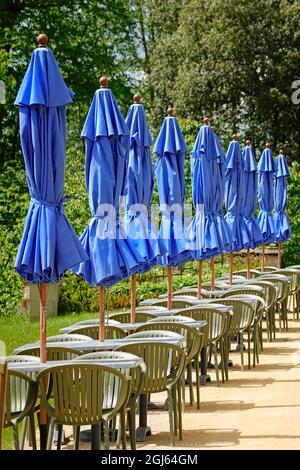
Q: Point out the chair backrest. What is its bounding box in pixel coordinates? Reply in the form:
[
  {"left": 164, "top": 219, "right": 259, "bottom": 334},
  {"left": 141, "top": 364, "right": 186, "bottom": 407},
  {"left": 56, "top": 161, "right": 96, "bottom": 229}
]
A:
[
  {"left": 46, "top": 334, "right": 92, "bottom": 342},
  {"left": 135, "top": 306, "right": 168, "bottom": 312},
  {"left": 258, "top": 266, "right": 278, "bottom": 272},
  {"left": 134, "top": 323, "right": 202, "bottom": 364},
  {"left": 71, "top": 318, "right": 122, "bottom": 327},
  {"left": 110, "top": 311, "right": 156, "bottom": 323},
  {"left": 233, "top": 269, "right": 261, "bottom": 278},
  {"left": 73, "top": 351, "right": 144, "bottom": 399},
  {"left": 172, "top": 307, "right": 227, "bottom": 347},
  {"left": 224, "top": 294, "right": 265, "bottom": 323},
  {"left": 247, "top": 280, "right": 277, "bottom": 310},
  {"left": 15, "top": 346, "right": 82, "bottom": 361},
  {"left": 172, "top": 290, "right": 198, "bottom": 297},
  {"left": 37, "top": 364, "right": 131, "bottom": 425},
  {"left": 5, "top": 370, "right": 38, "bottom": 427},
  {"left": 115, "top": 342, "right": 186, "bottom": 394},
  {"left": 146, "top": 299, "right": 194, "bottom": 308},
  {"left": 218, "top": 298, "right": 255, "bottom": 331},
  {"left": 257, "top": 276, "right": 290, "bottom": 302},
  {"left": 67, "top": 325, "right": 127, "bottom": 340},
  {"left": 212, "top": 299, "right": 250, "bottom": 335},
  {"left": 0, "top": 360, "right": 7, "bottom": 450},
  {"left": 126, "top": 330, "right": 183, "bottom": 340},
  {"left": 278, "top": 269, "right": 300, "bottom": 294},
  {"left": 147, "top": 315, "right": 196, "bottom": 324}
]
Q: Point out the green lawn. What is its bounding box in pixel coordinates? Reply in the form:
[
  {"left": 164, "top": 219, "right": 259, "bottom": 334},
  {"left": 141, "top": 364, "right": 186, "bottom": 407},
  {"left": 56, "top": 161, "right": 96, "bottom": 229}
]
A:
[{"left": 0, "top": 311, "right": 102, "bottom": 449}]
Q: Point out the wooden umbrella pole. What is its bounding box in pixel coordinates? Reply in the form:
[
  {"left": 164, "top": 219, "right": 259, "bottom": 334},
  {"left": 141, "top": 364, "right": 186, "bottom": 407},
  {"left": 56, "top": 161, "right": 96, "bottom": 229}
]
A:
[
  {"left": 211, "top": 257, "right": 215, "bottom": 291},
  {"left": 130, "top": 274, "right": 136, "bottom": 323},
  {"left": 278, "top": 242, "right": 282, "bottom": 269},
  {"left": 167, "top": 267, "right": 173, "bottom": 310},
  {"left": 99, "top": 286, "right": 105, "bottom": 342},
  {"left": 246, "top": 248, "right": 250, "bottom": 279},
  {"left": 261, "top": 244, "right": 265, "bottom": 272},
  {"left": 38, "top": 283, "right": 47, "bottom": 449},
  {"left": 229, "top": 253, "right": 233, "bottom": 286},
  {"left": 197, "top": 260, "right": 203, "bottom": 300}
]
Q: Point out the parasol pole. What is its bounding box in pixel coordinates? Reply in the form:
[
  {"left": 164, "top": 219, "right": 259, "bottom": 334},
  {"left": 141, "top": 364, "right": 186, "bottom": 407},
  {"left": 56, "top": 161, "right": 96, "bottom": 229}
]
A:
[
  {"left": 167, "top": 267, "right": 173, "bottom": 310},
  {"left": 197, "top": 260, "right": 202, "bottom": 300},
  {"left": 261, "top": 244, "right": 265, "bottom": 272},
  {"left": 130, "top": 275, "right": 137, "bottom": 323},
  {"left": 211, "top": 257, "right": 215, "bottom": 291},
  {"left": 38, "top": 282, "right": 47, "bottom": 449},
  {"left": 246, "top": 248, "right": 251, "bottom": 279},
  {"left": 99, "top": 286, "right": 105, "bottom": 341},
  {"left": 278, "top": 242, "right": 282, "bottom": 269},
  {"left": 229, "top": 253, "right": 233, "bottom": 286}
]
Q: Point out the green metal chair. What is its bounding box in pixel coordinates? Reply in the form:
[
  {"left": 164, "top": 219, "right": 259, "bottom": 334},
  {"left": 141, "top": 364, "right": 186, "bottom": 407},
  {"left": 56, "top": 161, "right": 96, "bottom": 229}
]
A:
[
  {"left": 15, "top": 346, "right": 82, "bottom": 361},
  {"left": 46, "top": 334, "right": 92, "bottom": 342},
  {"left": 173, "top": 307, "right": 227, "bottom": 385},
  {"left": 258, "top": 275, "right": 290, "bottom": 331},
  {"left": 222, "top": 294, "right": 265, "bottom": 367},
  {"left": 218, "top": 297, "right": 255, "bottom": 370},
  {"left": 110, "top": 311, "right": 156, "bottom": 323},
  {"left": 4, "top": 369, "right": 38, "bottom": 450},
  {"left": 135, "top": 321, "right": 203, "bottom": 409},
  {"left": 143, "top": 299, "right": 195, "bottom": 309},
  {"left": 233, "top": 269, "right": 261, "bottom": 278},
  {"left": 37, "top": 364, "right": 131, "bottom": 450},
  {"left": 73, "top": 351, "right": 145, "bottom": 450},
  {"left": 247, "top": 280, "right": 277, "bottom": 341},
  {"left": 66, "top": 324, "right": 127, "bottom": 340},
  {"left": 280, "top": 269, "right": 300, "bottom": 320},
  {"left": 115, "top": 341, "right": 186, "bottom": 446},
  {"left": 0, "top": 359, "right": 7, "bottom": 450}
]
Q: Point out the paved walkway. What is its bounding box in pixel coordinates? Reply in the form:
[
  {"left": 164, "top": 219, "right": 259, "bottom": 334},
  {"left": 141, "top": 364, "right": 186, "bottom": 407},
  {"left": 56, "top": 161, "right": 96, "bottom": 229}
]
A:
[{"left": 38, "top": 318, "right": 300, "bottom": 450}]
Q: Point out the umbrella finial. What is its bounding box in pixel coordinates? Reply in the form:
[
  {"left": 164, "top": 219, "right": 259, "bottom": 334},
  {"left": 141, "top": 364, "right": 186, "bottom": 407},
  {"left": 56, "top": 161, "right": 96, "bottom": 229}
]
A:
[
  {"left": 203, "top": 116, "right": 210, "bottom": 125},
  {"left": 99, "top": 76, "right": 109, "bottom": 88},
  {"left": 167, "top": 107, "right": 174, "bottom": 116},
  {"left": 133, "top": 93, "right": 141, "bottom": 104},
  {"left": 245, "top": 139, "right": 251, "bottom": 146},
  {"left": 232, "top": 133, "right": 238, "bottom": 141},
  {"left": 279, "top": 149, "right": 284, "bottom": 155},
  {"left": 265, "top": 142, "right": 271, "bottom": 148},
  {"left": 37, "top": 33, "right": 48, "bottom": 48}
]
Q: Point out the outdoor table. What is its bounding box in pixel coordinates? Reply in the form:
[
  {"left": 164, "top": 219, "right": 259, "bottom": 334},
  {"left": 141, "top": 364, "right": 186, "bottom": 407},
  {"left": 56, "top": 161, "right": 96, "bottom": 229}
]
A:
[
  {"left": 14, "top": 336, "right": 185, "bottom": 355},
  {"left": 8, "top": 355, "right": 145, "bottom": 450}
]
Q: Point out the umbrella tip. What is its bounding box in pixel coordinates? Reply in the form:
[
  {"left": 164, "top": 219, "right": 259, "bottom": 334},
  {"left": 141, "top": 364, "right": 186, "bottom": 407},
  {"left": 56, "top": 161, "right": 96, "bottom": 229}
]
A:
[
  {"left": 133, "top": 93, "right": 141, "bottom": 104},
  {"left": 265, "top": 142, "right": 271, "bottom": 149},
  {"left": 279, "top": 149, "right": 284, "bottom": 155},
  {"left": 232, "top": 133, "right": 238, "bottom": 141},
  {"left": 37, "top": 33, "right": 48, "bottom": 47},
  {"left": 203, "top": 116, "right": 210, "bottom": 125},
  {"left": 166, "top": 107, "right": 174, "bottom": 116},
  {"left": 99, "top": 76, "right": 109, "bottom": 88},
  {"left": 245, "top": 139, "right": 251, "bottom": 146}
]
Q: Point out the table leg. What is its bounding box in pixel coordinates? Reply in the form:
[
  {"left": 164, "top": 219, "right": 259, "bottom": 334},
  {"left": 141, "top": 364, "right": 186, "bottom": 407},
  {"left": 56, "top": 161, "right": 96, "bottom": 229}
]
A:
[
  {"left": 200, "top": 347, "right": 211, "bottom": 385},
  {"left": 136, "top": 394, "right": 151, "bottom": 442}
]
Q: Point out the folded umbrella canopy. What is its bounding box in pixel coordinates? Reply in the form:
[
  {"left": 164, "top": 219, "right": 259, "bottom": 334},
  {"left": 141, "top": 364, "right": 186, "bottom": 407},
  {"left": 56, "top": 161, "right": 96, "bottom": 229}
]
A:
[
  {"left": 257, "top": 144, "right": 276, "bottom": 270},
  {"left": 123, "top": 93, "right": 162, "bottom": 321},
  {"left": 242, "top": 140, "right": 262, "bottom": 277},
  {"left": 14, "top": 34, "right": 88, "bottom": 448},
  {"left": 225, "top": 135, "right": 251, "bottom": 284},
  {"left": 73, "top": 77, "right": 145, "bottom": 338},
  {"left": 154, "top": 108, "right": 191, "bottom": 308},
  {"left": 274, "top": 150, "right": 291, "bottom": 268},
  {"left": 191, "top": 118, "right": 232, "bottom": 291}
]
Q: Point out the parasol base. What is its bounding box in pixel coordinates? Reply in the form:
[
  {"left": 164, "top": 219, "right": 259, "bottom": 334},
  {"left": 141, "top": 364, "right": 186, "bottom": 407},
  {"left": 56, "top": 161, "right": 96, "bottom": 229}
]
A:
[
  {"left": 200, "top": 374, "right": 211, "bottom": 385},
  {"left": 136, "top": 426, "right": 151, "bottom": 442}
]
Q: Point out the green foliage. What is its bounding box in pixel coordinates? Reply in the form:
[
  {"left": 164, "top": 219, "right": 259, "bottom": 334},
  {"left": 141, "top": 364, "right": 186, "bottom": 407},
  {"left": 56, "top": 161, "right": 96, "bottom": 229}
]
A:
[{"left": 283, "top": 161, "right": 300, "bottom": 267}]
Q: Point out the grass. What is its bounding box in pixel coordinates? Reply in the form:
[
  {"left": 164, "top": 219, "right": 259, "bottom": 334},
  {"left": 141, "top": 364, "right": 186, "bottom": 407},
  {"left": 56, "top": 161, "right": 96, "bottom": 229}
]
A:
[{"left": 0, "top": 311, "right": 102, "bottom": 449}]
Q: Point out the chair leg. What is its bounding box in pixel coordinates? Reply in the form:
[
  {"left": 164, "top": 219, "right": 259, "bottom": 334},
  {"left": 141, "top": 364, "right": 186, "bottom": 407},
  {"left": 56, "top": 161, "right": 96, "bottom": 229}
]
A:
[
  {"left": 177, "top": 381, "right": 183, "bottom": 441},
  {"left": 167, "top": 391, "right": 175, "bottom": 447},
  {"left": 12, "top": 422, "right": 20, "bottom": 450},
  {"left": 56, "top": 424, "right": 63, "bottom": 451},
  {"left": 187, "top": 363, "right": 194, "bottom": 406},
  {"left": 46, "top": 418, "right": 55, "bottom": 450},
  {"left": 20, "top": 416, "right": 28, "bottom": 449},
  {"left": 247, "top": 330, "right": 251, "bottom": 370},
  {"left": 240, "top": 335, "right": 244, "bottom": 371},
  {"left": 172, "top": 387, "right": 178, "bottom": 436},
  {"left": 103, "top": 421, "right": 110, "bottom": 450},
  {"left": 195, "top": 355, "right": 200, "bottom": 410},
  {"left": 29, "top": 413, "right": 37, "bottom": 450},
  {"left": 120, "top": 407, "right": 127, "bottom": 450},
  {"left": 212, "top": 344, "right": 220, "bottom": 386},
  {"left": 128, "top": 407, "right": 136, "bottom": 451}
]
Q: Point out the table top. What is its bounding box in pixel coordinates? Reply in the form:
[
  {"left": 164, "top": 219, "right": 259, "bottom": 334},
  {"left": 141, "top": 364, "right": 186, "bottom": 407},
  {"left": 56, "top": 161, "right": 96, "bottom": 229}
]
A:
[
  {"left": 8, "top": 356, "right": 146, "bottom": 374},
  {"left": 14, "top": 335, "right": 185, "bottom": 355},
  {"left": 60, "top": 319, "right": 207, "bottom": 334}
]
